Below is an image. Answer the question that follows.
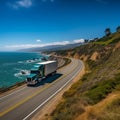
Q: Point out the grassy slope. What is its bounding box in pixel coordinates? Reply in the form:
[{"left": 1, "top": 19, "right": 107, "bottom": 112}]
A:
[
  {"left": 94, "top": 32, "right": 120, "bottom": 45},
  {"left": 77, "top": 91, "right": 120, "bottom": 120},
  {"left": 49, "top": 32, "right": 120, "bottom": 120}
]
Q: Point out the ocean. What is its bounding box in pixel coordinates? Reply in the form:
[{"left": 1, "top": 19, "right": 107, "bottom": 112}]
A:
[{"left": 0, "top": 52, "right": 45, "bottom": 88}]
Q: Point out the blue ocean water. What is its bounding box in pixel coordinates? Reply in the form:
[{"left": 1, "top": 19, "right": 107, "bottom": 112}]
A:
[{"left": 0, "top": 52, "right": 44, "bottom": 88}]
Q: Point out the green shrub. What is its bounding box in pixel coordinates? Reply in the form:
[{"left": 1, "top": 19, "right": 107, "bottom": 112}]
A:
[
  {"left": 109, "top": 38, "right": 120, "bottom": 44},
  {"left": 51, "top": 98, "right": 84, "bottom": 120},
  {"left": 85, "top": 75, "right": 120, "bottom": 104},
  {"left": 81, "top": 73, "right": 90, "bottom": 81},
  {"left": 97, "top": 36, "right": 112, "bottom": 42},
  {"left": 63, "top": 80, "right": 82, "bottom": 98}
]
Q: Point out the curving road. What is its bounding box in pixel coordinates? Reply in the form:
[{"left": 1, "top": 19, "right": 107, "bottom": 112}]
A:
[{"left": 0, "top": 58, "right": 84, "bottom": 120}]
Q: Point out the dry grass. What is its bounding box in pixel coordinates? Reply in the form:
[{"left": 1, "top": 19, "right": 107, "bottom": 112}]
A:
[{"left": 76, "top": 91, "right": 120, "bottom": 120}]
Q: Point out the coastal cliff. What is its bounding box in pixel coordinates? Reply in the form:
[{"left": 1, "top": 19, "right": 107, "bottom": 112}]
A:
[{"left": 47, "top": 31, "right": 120, "bottom": 120}]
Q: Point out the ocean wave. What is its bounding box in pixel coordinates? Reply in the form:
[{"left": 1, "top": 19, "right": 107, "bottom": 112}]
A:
[
  {"left": 17, "top": 58, "right": 41, "bottom": 64},
  {"left": 26, "top": 58, "right": 41, "bottom": 63},
  {"left": 14, "top": 70, "right": 30, "bottom": 78},
  {"left": 26, "top": 60, "right": 35, "bottom": 63}
]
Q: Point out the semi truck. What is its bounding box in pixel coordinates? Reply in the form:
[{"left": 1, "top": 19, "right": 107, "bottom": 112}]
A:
[{"left": 26, "top": 61, "right": 57, "bottom": 85}]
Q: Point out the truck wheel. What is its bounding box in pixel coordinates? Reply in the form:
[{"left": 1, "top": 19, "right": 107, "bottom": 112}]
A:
[
  {"left": 35, "top": 80, "right": 38, "bottom": 84},
  {"left": 52, "top": 71, "right": 56, "bottom": 75}
]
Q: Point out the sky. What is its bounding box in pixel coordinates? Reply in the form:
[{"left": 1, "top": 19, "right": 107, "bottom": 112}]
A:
[{"left": 0, "top": 0, "right": 120, "bottom": 51}]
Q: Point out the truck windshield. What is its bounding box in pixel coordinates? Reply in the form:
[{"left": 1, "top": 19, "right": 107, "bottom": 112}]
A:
[
  {"left": 27, "top": 74, "right": 37, "bottom": 81},
  {"left": 27, "top": 78, "right": 31, "bottom": 81},
  {"left": 31, "top": 70, "right": 39, "bottom": 74}
]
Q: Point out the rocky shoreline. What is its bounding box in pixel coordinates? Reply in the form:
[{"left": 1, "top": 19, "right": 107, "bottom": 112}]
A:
[{"left": 0, "top": 56, "right": 71, "bottom": 95}]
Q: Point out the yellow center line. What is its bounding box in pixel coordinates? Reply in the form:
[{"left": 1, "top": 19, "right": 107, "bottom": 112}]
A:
[{"left": 0, "top": 59, "right": 79, "bottom": 117}]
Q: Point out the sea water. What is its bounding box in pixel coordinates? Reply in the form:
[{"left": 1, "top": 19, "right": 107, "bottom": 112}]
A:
[{"left": 0, "top": 52, "right": 44, "bottom": 88}]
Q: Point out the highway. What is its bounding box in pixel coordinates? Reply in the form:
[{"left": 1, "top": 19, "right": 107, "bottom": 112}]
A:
[{"left": 0, "top": 58, "right": 84, "bottom": 120}]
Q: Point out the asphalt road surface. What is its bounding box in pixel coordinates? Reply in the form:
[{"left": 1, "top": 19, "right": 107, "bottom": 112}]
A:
[{"left": 0, "top": 58, "right": 84, "bottom": 120}]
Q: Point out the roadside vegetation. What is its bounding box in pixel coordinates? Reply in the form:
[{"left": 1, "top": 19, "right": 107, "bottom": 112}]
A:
[
  {"left": 48, "top": 27, "right": 120, "bottom": 120},
  {"left": 96, "top": 96, "right": 120, "bottom": 120},
  {"left": 85, "top": 74, "right": 120, "bottom": 105}
]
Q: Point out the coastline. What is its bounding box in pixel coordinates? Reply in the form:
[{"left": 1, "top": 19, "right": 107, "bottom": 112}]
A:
[
  {"left": 0, "top": 56, "right": 71, "bottom": 95},
  {"left": 0, "top": 81, "right": 26, "bottom": 94},
  {"left": 0, "top": 52, "right": 42, "bottom": 89}
]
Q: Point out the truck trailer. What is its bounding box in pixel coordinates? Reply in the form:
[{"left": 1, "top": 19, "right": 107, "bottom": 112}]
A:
[{"left": 26, "top": 61, "right": 57, "bottom": 85}]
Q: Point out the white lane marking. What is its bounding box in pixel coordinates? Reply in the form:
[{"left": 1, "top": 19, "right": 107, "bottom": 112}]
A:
[
  {"left": 0, "top": 87, "right": 26, "bottom": 100},
  {"left": 23, "top": 60, "right": 84, "bottom": 120}
]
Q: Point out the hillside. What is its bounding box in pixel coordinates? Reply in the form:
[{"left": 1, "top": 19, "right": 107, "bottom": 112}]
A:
[
  {"left": 46, "top": 31, "right": 120, "bottom": 120},
  {"left": 19, "top": 43, "right": 83, "bottom": 52}
]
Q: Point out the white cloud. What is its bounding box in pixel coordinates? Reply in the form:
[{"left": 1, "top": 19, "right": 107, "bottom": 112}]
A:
[
  {"left": 17, "top": 0, "right": 32, "bottom": 8},
  {"left": 73, "top": 39, "right": 85, "bottom": 43},
  {"left": 5, "top": 41, "right": 70, "bottom": 50},
  {"left": 4, "top": 39, "right": 85, "bottom": 50},
  {"left": 8, "top": 0, "right": 32, "bottom": 9},
  {"left": 36, "top": 39, "right": 41, "bottom": 42}
]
